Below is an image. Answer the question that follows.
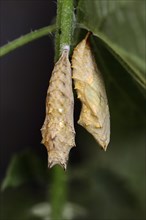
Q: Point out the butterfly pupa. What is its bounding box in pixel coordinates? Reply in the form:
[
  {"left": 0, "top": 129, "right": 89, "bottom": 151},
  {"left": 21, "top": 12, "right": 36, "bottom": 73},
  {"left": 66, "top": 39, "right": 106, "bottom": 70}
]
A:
[
  {"left": 41, "top": 48, "right": 75, "bottom": 170},
  {"left": 72, "top": 33, "right": 110, "bottom": 150}
]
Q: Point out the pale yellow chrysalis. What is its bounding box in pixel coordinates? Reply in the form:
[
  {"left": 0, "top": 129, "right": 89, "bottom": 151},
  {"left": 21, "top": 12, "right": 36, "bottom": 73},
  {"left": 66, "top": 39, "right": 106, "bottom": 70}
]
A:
[
  {"left": 41, "top": 49, "right": 75, "bottom": 169},
  {"left": 72, "top": 33, "right": 110, "bottom": 150}
]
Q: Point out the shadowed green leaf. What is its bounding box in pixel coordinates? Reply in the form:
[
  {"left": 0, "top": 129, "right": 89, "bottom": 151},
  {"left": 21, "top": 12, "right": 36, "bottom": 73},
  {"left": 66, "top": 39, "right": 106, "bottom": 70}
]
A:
[
  {"left": 1, "top": 150, "right": 47, "bottom": 190},
  {"left": 77, "top": 0, "right": 146, "bottom": 91}
]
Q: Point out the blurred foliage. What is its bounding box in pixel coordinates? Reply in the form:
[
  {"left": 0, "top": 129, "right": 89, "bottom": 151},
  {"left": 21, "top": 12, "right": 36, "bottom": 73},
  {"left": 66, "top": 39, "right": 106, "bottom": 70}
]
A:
[
  {"left": 1, "top": 150, "right": 47, "bottom": 191},
  {"left": 1, "top": 0, "right": 146, "bottom": 220}
]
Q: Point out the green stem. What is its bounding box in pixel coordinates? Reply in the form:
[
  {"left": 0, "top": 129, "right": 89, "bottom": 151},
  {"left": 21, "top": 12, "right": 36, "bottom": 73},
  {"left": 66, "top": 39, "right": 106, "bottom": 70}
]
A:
[
  {"left": 60, "top": 0, "right": 74, "bottom": 51},
  {"left": 55, "top": 0, "right": 74, "bottom": 60},
  {"left": 55, "top": 0, "right": 63, "bottom": 61},
  {"left": 0, "top": 24, "right": 56, "bottom": 57},
  {"left": 51, "top": 0, "right": 74, "bottom": 219},
  {"left": 51, "top": 167, "right": 67, "bottom": 220}
]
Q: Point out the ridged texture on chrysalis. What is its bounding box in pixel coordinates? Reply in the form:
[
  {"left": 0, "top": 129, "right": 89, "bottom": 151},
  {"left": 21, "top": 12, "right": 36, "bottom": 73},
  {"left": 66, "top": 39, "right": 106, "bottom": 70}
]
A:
[
  {"left": 41, "top": 49, "right": 75, "bottom": 169},
  {"left": 72, "top": 33, "right": 110, "bottom": 150}
]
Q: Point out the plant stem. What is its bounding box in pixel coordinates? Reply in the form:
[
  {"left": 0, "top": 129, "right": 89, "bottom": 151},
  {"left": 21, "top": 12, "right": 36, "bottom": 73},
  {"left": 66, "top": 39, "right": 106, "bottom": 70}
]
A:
[
  {"left": 55, "top": 0, "right": 63, "bottom": 61},
  {"left": 51, "top": 167, "right": 67, "bottom": 220},
  {"left": 0, "top": 24, "right": 56, "bottom": 57},
  {"left": 51, "top": 0, "right": 74, "bottom": 219},
  {"left": 55, "top": 0, "right": 74, "bottom": 60},
  {"left": 60, "top": 0, "right": 74, "bottom": 51}
]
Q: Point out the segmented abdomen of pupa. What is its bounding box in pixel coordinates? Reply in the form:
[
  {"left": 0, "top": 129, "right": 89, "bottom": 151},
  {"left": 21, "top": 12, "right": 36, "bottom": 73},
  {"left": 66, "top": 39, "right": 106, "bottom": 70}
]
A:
[
  {"left": 72, "top": 33, "right": 110, "bottom": 150},
  {"left": 41, "top": 49, "right": 75, "bottom": 170}
]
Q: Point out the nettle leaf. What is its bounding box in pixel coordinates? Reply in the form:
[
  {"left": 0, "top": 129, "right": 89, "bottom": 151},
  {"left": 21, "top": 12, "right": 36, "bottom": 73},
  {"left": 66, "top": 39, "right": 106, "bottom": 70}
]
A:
[{"left": 77, "top": 0, "right": 146, "bottom": 92}]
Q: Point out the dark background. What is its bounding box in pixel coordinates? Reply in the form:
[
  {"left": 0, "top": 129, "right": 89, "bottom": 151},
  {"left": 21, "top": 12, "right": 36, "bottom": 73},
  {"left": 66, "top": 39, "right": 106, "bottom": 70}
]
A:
[
  {"left": 0, "top": 1, "right": 145, "bottom": 220},
  {"left": 0, "top": 0, "right": 56, "bottom": 178}
]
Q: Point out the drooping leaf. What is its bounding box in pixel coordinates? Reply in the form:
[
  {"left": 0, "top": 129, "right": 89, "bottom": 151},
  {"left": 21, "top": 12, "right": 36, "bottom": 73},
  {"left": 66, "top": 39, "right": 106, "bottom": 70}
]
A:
[
  {"left": 77, "top": 0, "right": 146, "bottom": 92},
  {"left": 90, "top": 35, "right": 146, "bottom": 123},
  {"left": 41, "top": 48, "right": 75, "bottom": 170}
]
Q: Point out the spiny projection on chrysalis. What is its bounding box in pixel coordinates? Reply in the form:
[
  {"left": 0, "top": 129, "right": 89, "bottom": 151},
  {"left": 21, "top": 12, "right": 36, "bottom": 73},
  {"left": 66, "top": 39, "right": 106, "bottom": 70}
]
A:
[
  {"left": 72, "top": 32, "right": 110, "bottom": 150},
  {"left": 41, "top": 48, "right": 75, "bottom": 170}
]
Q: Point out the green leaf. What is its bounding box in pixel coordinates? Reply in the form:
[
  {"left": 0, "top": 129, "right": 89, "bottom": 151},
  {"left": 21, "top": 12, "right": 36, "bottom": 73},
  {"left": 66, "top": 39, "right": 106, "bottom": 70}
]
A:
[
  {"left": 1, "top": 150, "right": 47, "bottom": 190},
  {"left": 77, "top": 0, "right": 146, "bottom": 91},
  {"left": 90, "top": 35, "right": 146, "bottom": 121}
]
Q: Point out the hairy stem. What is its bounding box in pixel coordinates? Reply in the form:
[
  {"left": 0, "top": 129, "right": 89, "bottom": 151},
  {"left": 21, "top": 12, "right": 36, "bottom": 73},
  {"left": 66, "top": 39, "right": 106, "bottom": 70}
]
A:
[
  {"left": 60, "top": 0, "right": 74, "bottom": 51},
  {"left": 55, "top": 0, "right": 74, "bottom": 60},
  {"left": 55, "top": 0, "right": 63, "bottom": 61},
  {"left": 0, "top": 24, "right": 56, "bottom": 57}
]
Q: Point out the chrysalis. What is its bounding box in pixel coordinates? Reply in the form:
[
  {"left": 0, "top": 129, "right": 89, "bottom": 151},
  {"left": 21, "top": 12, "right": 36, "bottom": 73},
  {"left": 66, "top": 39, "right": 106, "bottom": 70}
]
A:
[
  {"left": 41, "top": 48, "right": 75, "bottom": 170},
  {"left": 72, "top": 33, "right": 110, "bottom": 150}
]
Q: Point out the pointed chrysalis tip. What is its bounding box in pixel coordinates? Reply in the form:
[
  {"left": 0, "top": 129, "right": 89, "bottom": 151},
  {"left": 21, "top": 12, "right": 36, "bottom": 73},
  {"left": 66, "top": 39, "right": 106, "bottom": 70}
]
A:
[
  {"left": 103, "top": 146, "right": 107, "bottom": 151},
  {"left": 100, "top": 143, "right": 108, "bottom": 152},
  {"left": 48, "top": 151, "right": 68, "bottom": 171},
  {"left": 48, "top": 161, "right": 67, "bottom": 171}
]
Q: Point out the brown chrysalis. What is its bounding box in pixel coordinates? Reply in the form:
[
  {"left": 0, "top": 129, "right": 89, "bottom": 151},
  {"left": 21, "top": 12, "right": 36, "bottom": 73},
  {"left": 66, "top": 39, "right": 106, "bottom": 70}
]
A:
[
  {"left": 41, "top": 48, "right": 75, "bottom": 169},
  {"left": 72, "top": 33, "right": 110, "bottom": 150}
]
